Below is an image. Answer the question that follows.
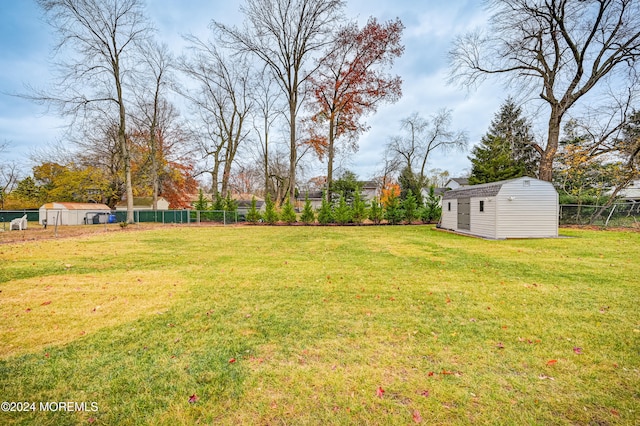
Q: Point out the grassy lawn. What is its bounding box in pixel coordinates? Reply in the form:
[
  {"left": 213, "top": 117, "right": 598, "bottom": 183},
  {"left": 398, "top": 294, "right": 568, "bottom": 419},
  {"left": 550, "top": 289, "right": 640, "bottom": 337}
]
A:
[{"left": 0, "top": 225, "right": 638, "bottom": 425}]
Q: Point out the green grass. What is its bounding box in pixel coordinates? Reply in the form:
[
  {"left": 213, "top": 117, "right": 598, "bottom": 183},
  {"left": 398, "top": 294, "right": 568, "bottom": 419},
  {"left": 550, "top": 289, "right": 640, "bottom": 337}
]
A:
[{"left": 0, "top": 225, "right": 639, "bottom": 425}]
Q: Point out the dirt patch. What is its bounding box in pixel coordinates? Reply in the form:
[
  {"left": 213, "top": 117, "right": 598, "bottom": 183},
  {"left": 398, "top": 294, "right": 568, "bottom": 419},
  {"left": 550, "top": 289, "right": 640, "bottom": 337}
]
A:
[{"left": 0, "top": 222, "right": 174, "bottom": 245}]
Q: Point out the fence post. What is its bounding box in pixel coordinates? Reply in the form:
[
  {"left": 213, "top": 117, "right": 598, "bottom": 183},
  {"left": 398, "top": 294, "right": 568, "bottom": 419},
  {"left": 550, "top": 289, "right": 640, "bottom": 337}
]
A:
[{"left": 605, "top": 204, "right": 617, "bottom": 227}]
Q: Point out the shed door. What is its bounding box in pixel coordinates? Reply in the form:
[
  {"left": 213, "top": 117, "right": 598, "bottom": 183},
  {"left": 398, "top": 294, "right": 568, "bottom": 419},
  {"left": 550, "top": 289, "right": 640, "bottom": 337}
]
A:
[{"left": 457, "top": 198, "right": 470, "bottom": 230}]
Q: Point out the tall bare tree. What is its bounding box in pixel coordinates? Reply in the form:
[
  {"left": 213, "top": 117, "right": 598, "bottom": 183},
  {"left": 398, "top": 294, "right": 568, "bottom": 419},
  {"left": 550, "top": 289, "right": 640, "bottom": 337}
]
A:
[
  {"left": 251, "top": 66, "right": 284, "bottom": 198},
  {"left": 449, "top": 0, "right": 640, "bottom": 182},
  {"left": 387, "top": 110, "right": 468, "bottom": 191},
  {"left": 35, "top": 0, "right": 152, "bottom": 222},
  {"left": 132, "top": 41, "right": 174, "bottom": 210},
  {"left": 214, "top": 0, "right": 345, "bottom": 201},
  {"left": 179, "top": 39, "right": 252, "bottom": 198}
]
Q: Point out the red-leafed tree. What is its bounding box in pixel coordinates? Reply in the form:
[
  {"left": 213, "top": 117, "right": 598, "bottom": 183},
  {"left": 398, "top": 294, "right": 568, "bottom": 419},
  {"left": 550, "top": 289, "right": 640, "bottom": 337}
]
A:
[{"left": 307, "top": 17, "right": 404, "bottom": 200}]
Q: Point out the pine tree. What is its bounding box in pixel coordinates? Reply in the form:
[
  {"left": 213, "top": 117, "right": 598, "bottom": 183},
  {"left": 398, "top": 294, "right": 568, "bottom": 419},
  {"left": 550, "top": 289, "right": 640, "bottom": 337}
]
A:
[
  {"left": 300, "top": 195, "right": 316, "bottom": 224},
  {"left": 263, "top": 193, "right": 279, "bottom": 224},
  {"left": 246, "top": 196, "right": 262, "bottom": 223},
  {"left": 351, "top": 188, "right": 368, "bottom": 224},
  {"left": 369, "top": 197, "right": 383, "bottom": 224},
  {"left": 402, "top": 189, "right": 419, "bottom": 223},
  {"left": 334, "top": 193, "right": 352, "bottom": 224},
  {"left": 280, "top": 197, "right": 297, "bottom": 224},
  {"left": 469, "top": 98, "right": 539, "bottom": 184},
  {"left": 421, "top": 185, "right": 442, "bottom": 223},
  {"left": 384, "top": 190, "right": 404, "bottom": 225},
  {"left": 317, "top": 191, "right": 334, "bottom": 224},
  {"left": 194, "top": 189, "right": 209, "bottom": 211}
]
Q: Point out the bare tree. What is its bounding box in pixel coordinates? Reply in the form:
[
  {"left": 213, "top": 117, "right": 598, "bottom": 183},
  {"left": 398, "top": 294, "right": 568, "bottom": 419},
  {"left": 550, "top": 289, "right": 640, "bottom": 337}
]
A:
[
  {"left": 387, "top": 110, "right": 468, "bottom": 190},
  {"left": 132, "top": 41, "right": 174, "bottom": 210},
  {"left": 449, "top": 0, "right": 640, "bottom": 181},
  {"left": 251, "top": 66, "right": 285, "bottom": 198},
  {"left": 0, "top": 141, "right": 20, "bottom": 209},
  {"left": 34, "top": 0, "right": 153, "bottom": 222},
  {"left": 214, "top": 0, "right": 345, "bottom": 201},
  {"left": 179, "top": 38, "right": 253, "bottom": 198}
]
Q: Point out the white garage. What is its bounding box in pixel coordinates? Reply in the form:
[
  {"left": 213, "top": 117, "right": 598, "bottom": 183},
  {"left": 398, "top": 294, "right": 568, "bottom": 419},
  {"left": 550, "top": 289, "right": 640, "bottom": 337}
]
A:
[
  {"left": 39, "top": 202, "right": 113, "bottom": 226},
  {"left": 439, "top": 177, "right": 558, "bottom": 239}
]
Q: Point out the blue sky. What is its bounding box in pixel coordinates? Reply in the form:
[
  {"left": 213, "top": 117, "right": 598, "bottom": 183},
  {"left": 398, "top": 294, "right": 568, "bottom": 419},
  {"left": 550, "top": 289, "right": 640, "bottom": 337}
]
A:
[{"left": 0, "top": 0, "right": 508, "bottom": 182}]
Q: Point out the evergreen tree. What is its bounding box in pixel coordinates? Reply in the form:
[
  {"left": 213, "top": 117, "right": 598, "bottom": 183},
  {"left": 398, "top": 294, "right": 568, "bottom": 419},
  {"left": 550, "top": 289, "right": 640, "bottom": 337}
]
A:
[
  {"left": 469, "top": 98, "right": 539, "bottom": 184},
  {"left": 398, "top": 166, "right": 422, "bottom": 205},
  {"left": 334, "top": 193, "right": 352, "bottom": 224},
  {"left": 224, "top": 192, "right": 238, "bottom": 212},
  {"left": 300, "top": 195, "right": 316, "bottom": 224},
  {"left": 317, "top": 191, "right": 334, "bottom": 224},
  {"left": 246, "top": 196, "right": 262, "bottom": 223},
  {"left": 263, "top": 193, "right": 279, "bottom": 224},
  {"left": 369, "top": 197, "right": 383, "bottom": 224},
  {"left": 351, "top": 188, "right": 368, "bottom": 224},
  {"left": 384, "top": 190, "right": 404, "bottom": 224},
  {"left": 402, "top": 189, "right": 419, "bottom": 223},
  {"left": 193, "top": 188, "right": 209, "bottom": 211},
  {"left": 212, "top": 193, "right": 225, "bottom": 210},
  {"left": 421, "top": 185, "right": 442, "bottom": 223},
  {"left": 280, "top": 197, "right": 297, "bottom": 224}
]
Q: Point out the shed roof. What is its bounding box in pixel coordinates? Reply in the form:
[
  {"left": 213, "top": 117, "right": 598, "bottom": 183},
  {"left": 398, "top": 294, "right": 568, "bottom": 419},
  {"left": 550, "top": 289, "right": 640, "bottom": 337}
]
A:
[
  {"left": 41, "top": 202, "right": 111, "bottom": 210},
  {"left": 442, "top": 177, "right": 535, "bottom": 200}
]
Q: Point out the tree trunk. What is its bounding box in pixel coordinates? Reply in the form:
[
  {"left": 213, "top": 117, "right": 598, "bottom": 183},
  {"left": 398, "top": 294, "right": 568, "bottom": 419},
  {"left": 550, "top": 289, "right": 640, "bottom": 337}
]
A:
[
  {"left": 539, "top": 106, "right": 563, "bottom": 182},
  {"left": 263, "top": 115, "right": 270, "bottom": 198},
  {"left": 288, "top": 98, "right": 297, "bottom": 202},
  {"left": 326, "top": 117, "right": 335, "bottom": 202}
]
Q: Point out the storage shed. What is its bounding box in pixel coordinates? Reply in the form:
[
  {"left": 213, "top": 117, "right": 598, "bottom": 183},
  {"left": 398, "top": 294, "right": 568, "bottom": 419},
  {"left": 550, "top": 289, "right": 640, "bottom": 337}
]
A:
[
  {"left": 39, "top": 202, "right": 112, "bottom": 226},
  {"left": 440, "top": 177, "right": 558, "bottom": 239}
]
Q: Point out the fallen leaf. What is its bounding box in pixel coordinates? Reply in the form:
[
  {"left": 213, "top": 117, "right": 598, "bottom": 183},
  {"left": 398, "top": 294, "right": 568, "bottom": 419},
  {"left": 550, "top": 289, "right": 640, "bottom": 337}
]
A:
[
  {"left": 427, "top": 371, "right": 434, "bottom": 377},
  {"left": 441, "top": 369, "right": 453, "bottom": 375},
  {"left": 538, "top": 374, "right": 555, "bottom": 380},
  {"left": 546, "top": 359, "right": 557, "bottom": 366},
  {"left": 88, "top": 417, "right": 96, "bottom": 423},
  {"left": 376, "top": 386, "right": 385, "bottom": 398},
  {"left": 573, "top": 347, "right": 583, "bottom": 355},
  {"left": 229, "top": 358, "right": 236, "bottom": 364},
  {"left": 420, "top": 390, "right": 430, "bottom": 397},
  {"left": 188, "top": 394, "right": 198, "bottom": 404},
  {"left": 496, "top": 342, "right": 505, "bottom": 349},
  {"left": 41, "top": 300, "right": 52, "bottom": 306},
  {"left": 413, "top": 409, "right": 423, "bottom": 423}
]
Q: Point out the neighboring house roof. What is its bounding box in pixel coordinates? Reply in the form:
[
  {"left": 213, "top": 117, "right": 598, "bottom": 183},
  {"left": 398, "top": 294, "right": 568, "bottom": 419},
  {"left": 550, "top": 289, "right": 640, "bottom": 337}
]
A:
[{"left": 41, "top": 202, "right": 111, "bottom": 210}]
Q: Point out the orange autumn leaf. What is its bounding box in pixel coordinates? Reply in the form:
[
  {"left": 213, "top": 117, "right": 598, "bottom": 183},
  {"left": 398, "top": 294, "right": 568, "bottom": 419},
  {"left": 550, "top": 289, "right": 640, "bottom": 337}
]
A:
[{"left": 546, "top": 359, "right": 557, "bottom": 366}]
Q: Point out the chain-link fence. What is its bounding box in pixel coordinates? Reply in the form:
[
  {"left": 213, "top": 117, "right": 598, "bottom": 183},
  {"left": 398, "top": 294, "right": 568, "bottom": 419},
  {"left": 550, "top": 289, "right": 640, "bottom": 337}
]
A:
[{"left": 559, "top": 203, "right": 640, "bottom": 227}]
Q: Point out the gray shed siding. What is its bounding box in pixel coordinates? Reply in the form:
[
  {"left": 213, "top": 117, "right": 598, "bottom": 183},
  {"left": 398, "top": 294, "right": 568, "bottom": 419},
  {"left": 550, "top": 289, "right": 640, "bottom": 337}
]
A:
[
  {"left": 439, "top": 177, "right": 558, "bottom": 239},
  {"left": 441, "top": 199, "right": 458, "bottom": 230},
  {"left": 494, "top": 179, "right": 558, "bottom": 238},
  {"left": 469, "top": 197, "right": 498, "bottom": 238}
]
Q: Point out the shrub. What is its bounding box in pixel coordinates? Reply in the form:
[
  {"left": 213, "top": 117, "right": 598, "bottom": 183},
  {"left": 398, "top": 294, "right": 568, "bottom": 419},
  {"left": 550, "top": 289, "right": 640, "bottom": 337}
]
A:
[
  {"left": 300, "top": 195, "right": 315, "bottom": 224},
  {"left": 280, "top": 197, "right": 297, "bottom": 224}
]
